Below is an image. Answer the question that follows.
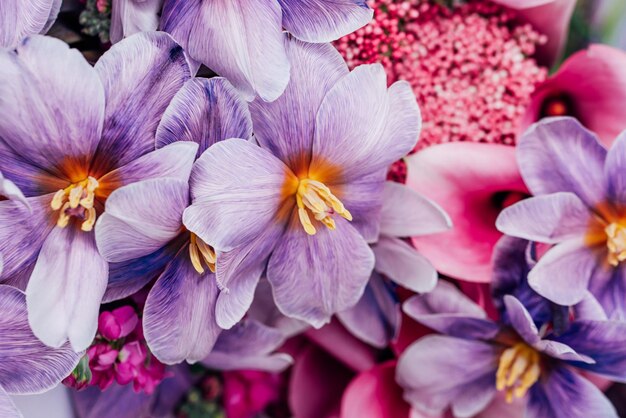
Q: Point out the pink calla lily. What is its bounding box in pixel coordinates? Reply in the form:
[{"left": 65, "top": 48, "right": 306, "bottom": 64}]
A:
[{"left": 406, "top": 142, "right": 527, "bottom": 283}]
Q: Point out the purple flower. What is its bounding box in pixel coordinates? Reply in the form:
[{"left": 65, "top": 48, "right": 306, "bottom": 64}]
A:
[
  {"left": 182, "top": 38, "right": 420, "bottom": 329},
  {"left": 497, "top": 116, "right": 626, "bottom": 319},
  {"left": 337, "top": 181, "right": 451, "bottom": 348},
  {"left": 95, "top": 76, "right": 253, "bottom": 364},
  {"left": 0, "top": 285, "right": 81, "bottom": 416},
  {"left": 0, "top": 0, "right": 60, "bottom": 47},
  {"left": 159, "top": 0, "right": 373, "bottom": 101},
  {"left": 396, "top": 237, "right": 626, "bottom": 418},
  {"left": 0, "top": 32, "right": 195, "bottom": 351}
]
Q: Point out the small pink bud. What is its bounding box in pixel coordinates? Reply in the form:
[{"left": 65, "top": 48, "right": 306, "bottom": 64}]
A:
[{"left": 98, "top": 306, "right": 138, "bottom": 340}]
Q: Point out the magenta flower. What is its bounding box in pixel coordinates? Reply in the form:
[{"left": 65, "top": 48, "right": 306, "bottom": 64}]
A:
[
  {"left": 497, "top": 117, "right": 626, "bottom": 318},
  {"left": 182, "top": 38, "right": 420, "bottom": 329},
  {"left": 522, "top": 44, "right": 626, "bottom": 148},
  {"left": 0, "top": 32, "right": 196, "bottom": 351},
  {"left": 222, "top": 370, "right": 282, "bottom": 418},
  {"left": 491, "top": 0, "right": 576, "bottom": 65},
  {"left": 0, "top": 0, "right": 60, "bottom": 47},
  {"left": 95, "top": 76, "right": 253, "bottom": 364},
  {"left": 98, "top": 306, "right": 138, "bottom": 341},
  {"left": 0, "top": 285, "right": 81, "bottom": 416},
  {"left": 65, "top": 304, "right": 169, "bottom": 394},
  {"left": 406, "top": 142, "right": 528, "bottom": 282}
]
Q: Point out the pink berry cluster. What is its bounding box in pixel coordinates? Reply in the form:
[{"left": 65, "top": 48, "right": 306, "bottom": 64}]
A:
[
  {"left": 64, "top": 305, "right": 168, "bottom": 394},
  {"left": 335, "top": 0, "right": 548, "bottom": 149}
]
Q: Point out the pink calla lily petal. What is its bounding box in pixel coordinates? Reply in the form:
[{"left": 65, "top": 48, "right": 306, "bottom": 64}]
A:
[{"left": 406, "top": 142, "right": 527, "bottom": 283}]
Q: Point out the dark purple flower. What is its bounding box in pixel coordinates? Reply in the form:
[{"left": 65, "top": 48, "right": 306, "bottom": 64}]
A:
[
  {"left": 396, "top": 238, "right": 626, "bottom": 418},
  {"left": 337, "top": 181, "right": 451, "bottom": 348},
  {"left": 0, "top": 0, "right": 60, "bottom": 47},
  {"left": 0, "top": 285, "right": 81, "bottom": 416},
  {"left": 182, "top": 37, "right": 420, "bottom": 330},
  {"left": 497, "top": 116, "right": 626, "bottom": 319},
  {"left": 0, "top": 32, "right": 195, "bottom": 351},
  {"left": 95, "top": 76, "right": 253, "bottom": 364}
]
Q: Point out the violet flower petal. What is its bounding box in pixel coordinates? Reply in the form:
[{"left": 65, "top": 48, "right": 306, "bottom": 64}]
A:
[
  {"left": 97, "top": 142, "right": 198, "bottom": 197},
  {"left": 72, "top": 383, "right": 152, "bottom": 418},
  {"left": 588, "top": 263, "right": 626, "bottom": 321},
  {"left": 26, "top": 227, "right": 108, "bottom": 351},
  {"left": 144, "top": 253, "right": 221, "bottom": 364},
  {"left": 202, "top": 320, "right": 292, "bottom": 372},
  {"left": 337, "top": 272, "right": 400, "bottom": 349},
  {"left": 403, "top": 282, "right": 500, "bottom": 340},
  {"left": 214, "top": 222, "right": 285, "bottom": 329},
  {"left": 250, "top": 38, "right": 348, "bottom": 173},
  {"left": 0, "top": 36, "right": 104, "bottom": 180},
  {"left": 496, "top": 192, "right": 590, "bottom": 244},
  {"left": 267, "top": 215, "right": 374, "bottom": 327},
  {"left": 0, "top": 285, "right": 80, "bottom": 394},
  {"left": 0, "top": 387, "right": 20, "bottom": 418},
  {"left": 92, "top": 31, "right": 190, "bottom": 175},
  {"left": 96, "top": 178, "right": 189, "bottom": 263},
  {"left": 103, "top": 235, "right": 186, "bottom": 303},
  {"left": 0, "top": 0, "right": 60, "bottom": 47},
  {"left": 528, "top": 366, "right": 617, "bottom": 418},
  {"left": 279, "top": 0, "right": 372, "bottom": 43},
  {"left": 0, "top": 195, "right": 54, "bottom": 281},
  {"left": 517, "top": 117, "right": 607, "bottom": 207},
  {"left": 379, "top": 181, "right": 451, "bottom": 238},
  {"left": 605, "top": 130, "right": 626, "bottom": 206},
  {"left": 553, "top": 319, "right": 626, "bottom": 381},
  {"left": 396, "top": 335, "right": 498, "bottom": 418},
  {"left": 161, "top": 0, "right": 290, "bottom": 102},
  {"left": 372, "top": 236, "right": 437, "bottom": 293},
  {"left": 156, "top": 77, "right": 253, "bottom": 157},
  {"left": 0, "top": 172, "right": 28, "bottom": 208},
  {"left": 491, "top": 236, "right": 552, "bottom": 327},
  {"left": 109, "top": 0, "right": 162, "bottom": 43},
  {"left": 528, "top": 238, "right": 598, "bottom": 306},
  {"left": 311, "top": 65, "right": 420, "bottom": 183},
  {"left": 184, "top": 138, "right": 294, "bottom": 252}
]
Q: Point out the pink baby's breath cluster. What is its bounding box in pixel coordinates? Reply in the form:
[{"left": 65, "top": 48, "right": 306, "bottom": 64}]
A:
[
  {"left": 63, "top": 305, "right": 168, "bottom": 394},
  {"left": 335, "top": 0, "right": 548, "bottom": 149}
]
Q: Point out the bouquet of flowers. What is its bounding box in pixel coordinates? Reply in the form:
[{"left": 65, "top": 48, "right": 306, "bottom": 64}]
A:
[{"left": 2, "top": 0, "right": 626, "bottom": 417}]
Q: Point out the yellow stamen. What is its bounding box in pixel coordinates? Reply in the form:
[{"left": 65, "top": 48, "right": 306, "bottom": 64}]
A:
[
  {"left": 57, "top": 202, "right": 71, "bottom": 228},
  {"left": 81, "top": 207, "right": 97, "bottom": 232},
  {"left": 295, "top": 179, "right": 351, "bottom": 235},
  {"left": 189, "top": 235, "right": 205, "bottom": 274},
  {"left": 496, "top": 343, "right": 541, "bottom": 403},
  {"left": 50, "top": 176, "right": 99, "bottom": 231},
  {"left": 189, "top": 234, "right": 216, "bottom": 274},
  {"left": 605, "top": 222, "right": 626, "bottom": 266}
]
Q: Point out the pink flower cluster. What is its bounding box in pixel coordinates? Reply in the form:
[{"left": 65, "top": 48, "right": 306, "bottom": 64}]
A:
[
  {"left": 64, "top": 306, "right": 168, "bottom": 394},
  {"left": 222, "top": 370, "right": 284, "bottom": 418},
  {"left": 335, "top": 0, "right": 548, "bottom": 149}
]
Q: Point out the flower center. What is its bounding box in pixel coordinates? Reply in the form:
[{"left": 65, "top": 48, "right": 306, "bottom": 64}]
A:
[
  {"left": 605, "top": 222, "right": 626, "bottom": 267},
  {"left": 189, "top": 233, "right": 216, "bottom": 274},
  {"left": 295, "top": 179, "right": 352, "bottom": 235},
  {"left": 51, "top": 176, "right": 99, "bottom": 232},
  {"left": 496, "top": 342, "right": 541, "bottom": 403}
]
